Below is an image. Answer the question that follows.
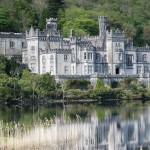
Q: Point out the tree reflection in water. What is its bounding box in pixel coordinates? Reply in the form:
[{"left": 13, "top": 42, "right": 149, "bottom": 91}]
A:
[{"left": 0, "top": 105, "right": 150, "bottom": 150}]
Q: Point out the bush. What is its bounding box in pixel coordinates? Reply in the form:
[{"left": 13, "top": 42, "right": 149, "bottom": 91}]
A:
[
  {"left": 66, "top": 79, "right": 91, "bottom": 90},
  {"left": 95, "top": 77, "right": 104, "bottom": 89},
  {"left": 111, "top": 81, "right": 119, "bottom": 88},
  {"left": 66, "top": 89, "right": 89, "bottom": 100}
]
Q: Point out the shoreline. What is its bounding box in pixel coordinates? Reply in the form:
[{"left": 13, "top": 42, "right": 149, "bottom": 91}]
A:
[{"left": 1, "top": 98, "right": 150, "bottom": 107}]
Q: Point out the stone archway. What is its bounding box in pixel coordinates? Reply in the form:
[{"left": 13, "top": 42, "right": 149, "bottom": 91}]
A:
[{"left": 116, "top": 67, "right": 119, "bottom": 75}]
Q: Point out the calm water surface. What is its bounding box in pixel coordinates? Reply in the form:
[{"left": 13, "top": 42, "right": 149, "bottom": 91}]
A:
[{"left": 0, "top": 105, "right": 150, "bottom": 150}]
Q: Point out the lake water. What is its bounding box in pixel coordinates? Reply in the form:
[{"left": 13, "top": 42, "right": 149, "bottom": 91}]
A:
[{"left": 0, "top": 104, "right": 150, "bottom": 150}]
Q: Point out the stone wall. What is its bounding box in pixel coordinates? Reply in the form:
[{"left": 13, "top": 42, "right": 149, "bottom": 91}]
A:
[{"left": 54, "top": 73, "right": 150, "bottom": 87}]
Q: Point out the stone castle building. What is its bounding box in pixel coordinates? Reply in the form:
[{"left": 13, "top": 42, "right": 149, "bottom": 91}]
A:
[{"left": 0, "top": 16, "right": 150, "bottom": 77}]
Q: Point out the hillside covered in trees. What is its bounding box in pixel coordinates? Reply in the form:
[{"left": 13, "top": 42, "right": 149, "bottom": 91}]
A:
[{"left": 0, "top": 0, "right": 150, "bottom": 46}]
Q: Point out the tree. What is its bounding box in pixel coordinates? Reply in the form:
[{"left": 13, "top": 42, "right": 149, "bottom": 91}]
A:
[
  {"left": 66, "top": 79, "right": 91, "bottom": 90},
  {"left": 5, "top": 58, "right": 21, "bottom": 77},
  {"left": 0, "top": 73, "right": 10, "bottom": 103},
  {"left": 95, "top": 77, "right": 104, "bottom": 89},
  {"left": 0, "top": 55, "right": 7, "bottom": 73},
  {"left": 37, "top": 73, "right": 55, "bottom": 98},
  {"left": 143, "top": 25, "right": 150, "bottom": 45},
  {"left": 47, "top": 0, "right": 65, "bottom": 18},
  {"left": 19, "top": 70, "right": 40, "bottom": 99},
  {"left": 7, "top": 77, "right": 20, "bottom": 101}
]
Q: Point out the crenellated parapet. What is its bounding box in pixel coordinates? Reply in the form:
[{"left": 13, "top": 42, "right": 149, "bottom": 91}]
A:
[
  {"left": 95, "top": 46, "right": 104, "bottom": 51},
  {"left": 106, "top": 29, "right": 125, "bottom": 38},
  {"left": 79, "top": 40, "right": 93, "bottom": 48},
  {"left": 46, "top": 18, "right": 58, "bottom": 23},
  {"left": 0, "top": 32, "right": 25, "bottom": 38},
  {"left": 40, "top": 48, "right": 71, "bottom": 54},
  {"left": 26, "top": 27, "right": 39, "bottom": 38},
  {"left": 135, "top": 46, "right": 150, "bottom": 51},
  {"left": 82, "top": 36, "right": 99, "bottom": 40}
]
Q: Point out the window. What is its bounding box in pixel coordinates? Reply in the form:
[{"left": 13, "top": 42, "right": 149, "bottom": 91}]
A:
[
  {"left": 50, "top": 55, "right": 53, "bottom": 63},
  {"left": 31, "top": 63, "right": 35, "bottom": 67},
  {"left": 25, "top": 59, "right": 28, "bottom": 64},
  {"left": 137, "top": 66, "right": 141, "bottom": 74},
  {"left": 72, "top": 66, "right": 74, "bottom": 74},
  {"left": 144, "top": 66, "right": 149, "bottom": 74},
  {"left": 96, "top": 53, "right": 100, "bottom": 62},
  {"left": 88, "top": 66, "right": 93, "bottom": 74},
  {"left": 10, "top": 41, "right": 15, "bottom": 48},
  {"left": 64, "top": 55, "right": 68, "bottom": 62},
  {"left": 64, "top": 66, "right": 68, "bottom": 74},
  {"left": 88, "top": 53, "right": 93, "bottom": 60},
  {"left": 22, "top": 42, "right": 25, "bottom": 48},
  {"left": 103, "top": 55, "right": 107, "bottom": 62},
  {"left": 116, "top": 42, "right": 121, "bottom": 47},
  {"left": 118, "top": 53, "right": 122, "bottom": 61},
  {"left": 136, "top": 54, "right": 139, "bottom": 63},
  {"left": 31, "top": 67, "right": 35, "bottom": 71},
  {"left": 31, "top": 46, "right": 35, "bottom": 51},
  {"left": 143, "top": 54, "right": 147, "bottom": 61},
  {"left": 30, "top": 56, "right": 36, "bottom": 63},
  {"left": 50, "top": 66, "right": 53, "bottom": 74},
  {"left": 84, "top": 66, "right": 87, "bottom": 74},
  {"left": 126, "top": 54, "right": 133, "bottom": 66},
  {"left": 72, "top": 53, "right": 75, "bottom": 62},
  {"left": 84, "top": 53, "right": 87, "bottom": 60},
  {"left": 96, "top": 66, "right": 101, "bottom": 72},
  {"left": 42, "top": 56, "right": 46, "bottom": 63}
]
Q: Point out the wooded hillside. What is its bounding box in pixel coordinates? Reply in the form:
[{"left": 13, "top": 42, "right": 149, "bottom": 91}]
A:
[{"left": 0, "top": 0, "right": 150, "bottom": 46}]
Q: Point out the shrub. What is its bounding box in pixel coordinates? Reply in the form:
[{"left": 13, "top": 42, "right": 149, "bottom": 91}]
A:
[{"left": 66, "top": 79, "right": 91, "bottom": 90}]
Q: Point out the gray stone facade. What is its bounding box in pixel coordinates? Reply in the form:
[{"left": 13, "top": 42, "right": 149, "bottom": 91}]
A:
[
  {"left": 0, "top": 32, "right": 26, "bottom": 62},
  {"left": 1, "top": 16, "right": 150, "bottom": 79},
  {"left": 23, "top": 17, "right": 150, "bottom": 78}
]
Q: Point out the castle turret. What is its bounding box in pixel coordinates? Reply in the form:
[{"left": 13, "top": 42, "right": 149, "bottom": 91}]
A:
[
  {"left": 46, "top": 18, "right": 59, "bottom": 36},
  {"left": 98, "top": 16, "right": 107, "bottom": 38},
  {"left": 46, "top": 18, "right": 57, "bottom": 31}
]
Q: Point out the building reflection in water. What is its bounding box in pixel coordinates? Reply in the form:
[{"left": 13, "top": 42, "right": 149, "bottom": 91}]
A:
[
  {"left": 1, "top": 106, "right": 150, "bottom": 150},
  {"left": 71, "top": 107, "right": 150, "bottom": 150}
]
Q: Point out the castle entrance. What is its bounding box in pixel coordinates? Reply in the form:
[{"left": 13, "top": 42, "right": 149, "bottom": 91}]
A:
[{"left": 116, "top": 67, "right": 119, "bottom": 75}]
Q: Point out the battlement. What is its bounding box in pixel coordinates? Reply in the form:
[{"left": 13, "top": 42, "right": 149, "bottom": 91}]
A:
[
  {"left": 41, "top": 48, "right": 71, "bottom": 54},
  {"left": 106, "top": 29, "right": 125, "bottom": 38},
  {"left": 98, "top": 16, "right": 107, "bottom": 20},
  {"left": 26, "top": 27, "right": 39, "bottom": 38},
  {"left": 82, "top": 36, "right": 99, "bottom": 40},
  {"left": 46, "top": 18, "right": 58, "bottom": 23},
  {"left": 0, "top": 32, "right": 25, "bottom": 38},
  {"left": 79, "top": 40, "right": 93, "bottom": 48},
  {"left": 95, "top": 46, "right": 104, "bottom": 51},
  {"left": 136, "top": 46, "right": 150, "bottom": 51}
]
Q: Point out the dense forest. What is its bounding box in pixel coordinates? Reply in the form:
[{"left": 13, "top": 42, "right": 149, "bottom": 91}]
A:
[{"left": 0, "top": 0, "right": 150, "bottom": 45}]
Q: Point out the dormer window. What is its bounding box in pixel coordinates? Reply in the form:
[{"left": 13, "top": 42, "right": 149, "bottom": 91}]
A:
[{"left": 10, "top": 41, "right": 15, "bottom": 48}]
